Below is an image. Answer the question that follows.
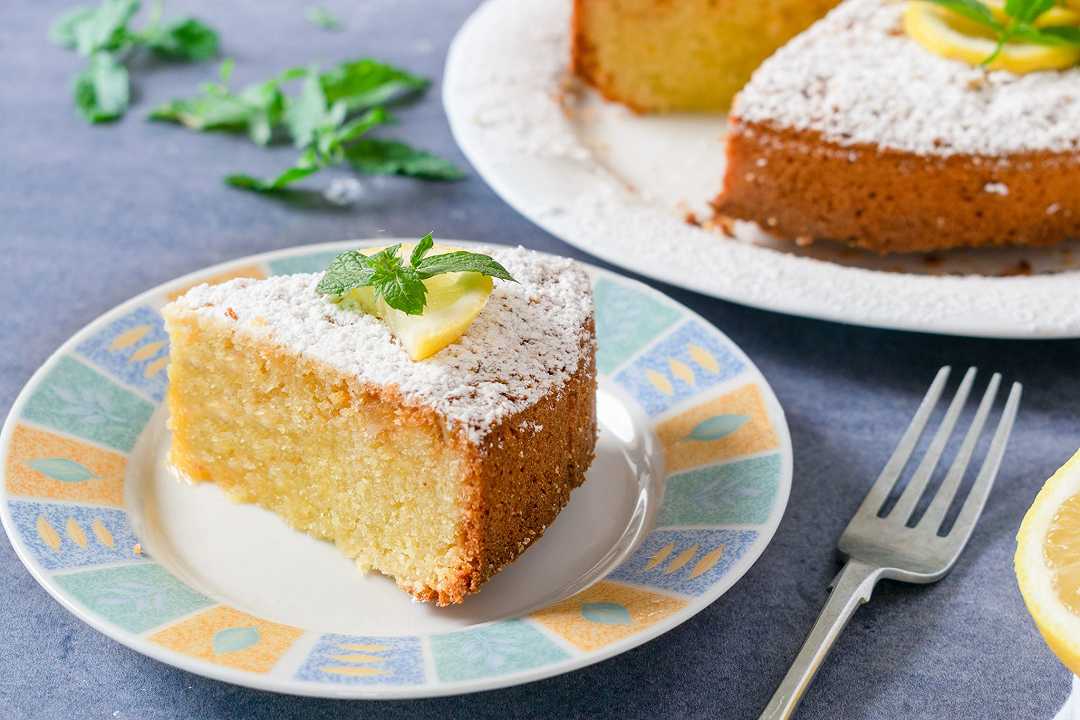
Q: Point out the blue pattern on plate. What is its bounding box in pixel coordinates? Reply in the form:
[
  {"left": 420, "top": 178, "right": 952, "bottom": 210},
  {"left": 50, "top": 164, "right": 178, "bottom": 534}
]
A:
[
  {"left": 75, "top": 306, "right": 169, "bottom": 402},
  {"left": 608, "top": 528, "right": 758, "bottom": 596},
  {"left": 9, "top": 500, "right": 144, "bottom": 570},
  {"left": 614, "top": 320, "right": 745, "bottom": 416},
  {"left": 296, "top": 634, "right": 425, "bottom": 685}
]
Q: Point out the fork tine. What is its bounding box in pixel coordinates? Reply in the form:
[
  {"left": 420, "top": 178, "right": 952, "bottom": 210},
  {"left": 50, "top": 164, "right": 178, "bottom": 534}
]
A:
[
  {"left": 946, "top": 382, "right": 1022, "bottom": 542},
  {"left": 850, "top": 366, "right": 951, "bottom": 520},
  {"left": 918, "top": 373, "right": 1001, "bottom": 533},
  {"left": 888, "top": 367, "right": 977, "bottom": 523}
]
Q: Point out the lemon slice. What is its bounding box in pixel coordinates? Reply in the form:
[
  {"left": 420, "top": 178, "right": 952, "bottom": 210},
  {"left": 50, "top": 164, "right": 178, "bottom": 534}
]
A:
[
  {"left": 986, "top": 0, "right": 1080, "bottom": 27},
  {"left": 340, "top": 244, "right": 494, "bottom": 361},
  {"left": 904, "top": 2, "right": 1080, "bottom": 73},
  {"left": 1016, "top": 449, "right": 1080, "bottom": 674}
]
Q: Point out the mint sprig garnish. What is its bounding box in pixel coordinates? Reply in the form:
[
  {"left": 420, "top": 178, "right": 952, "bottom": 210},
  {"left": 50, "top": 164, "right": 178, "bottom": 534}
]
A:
[
  {"left": 49, "top": 0, "right": 219, "bottom": 123},
  {"left": 926, "top": 0, "right": 1080, "bottom": 65},
  {"left": 316, "top": 234, "right": 516, "bottom": 316}
]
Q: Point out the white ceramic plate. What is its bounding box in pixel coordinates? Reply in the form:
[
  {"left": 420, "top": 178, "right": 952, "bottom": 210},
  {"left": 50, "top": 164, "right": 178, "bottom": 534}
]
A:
[
  {"left": 0, "top": 240, "right": 791, "bottom": 698},
  {"left": 443, "top": 0, "right": 1080, "bottom": 339}
]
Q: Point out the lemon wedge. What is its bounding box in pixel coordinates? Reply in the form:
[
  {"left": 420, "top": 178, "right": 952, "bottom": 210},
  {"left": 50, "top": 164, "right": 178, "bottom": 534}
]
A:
[
  {"left": 904, "top": 2, "right": 1080, "bottom": 73},
  {"left": 339, "top": 244, "right": 494, "bottom": 361},
  {"left": 985, "top": 0, "right": 1080, "bottom": 27},
  {"left": 1016, "top": 449, "right": 1080, "bottom": 675}
]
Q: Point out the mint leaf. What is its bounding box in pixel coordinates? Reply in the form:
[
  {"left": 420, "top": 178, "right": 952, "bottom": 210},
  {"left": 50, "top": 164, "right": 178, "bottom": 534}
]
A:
[
  {"left": 306, "top": 6, "right": 342, "bottom": 31},
  {"left": 415, "top": 251, "right": 516, "bottom": 282},
  {"left": 72, "top": 0, "right": 139, "bottom": 56},
  {"left": 143, "top": 17, "right": 219, "bottom": 61},
  {"left": 228, "top": 95, "right": 389, "bottom": 195},
  {"left": 150, "top": 62, "right": 295, "bottom": 145},
  {"left": 925, "top": 0, "right": 1000, "bottom": 29},
  {"left": 225, "top": 165, "right": 319, "bottom": 192},
  {"left": 149, "top": 92, "right": 252, "bottom": 130},
  {"left": 320, "top": 59, "right": 428, "bottom": 112},
  {"left": 310, "top": 107, "right": 388, "bottom": 164},
  {"left": 285, "top": 67, "right": 338, "bottom": 148},
  {"left": 51, "top": 0, "right": 221, "bottom": 124},
  {"left": 1038, "top": 25, "right": 1080, "bottom": 44},
  {"left": 925, "top": 0, "right": 1080, "bottom": 65},
  {"left": 73, "top": 52, "right": 130, "bottom": 123},
  {"left": 50, "top": 7, "right": 98, "bottom": 49},
  {"left": 316, "top": 237, "right": 515, "bottom": 315},
  {"left": 345, "top": 139, "right": 465, "bottom": 181},
  {"left": 364, "top": 245, "right": 427, "bottom": 315},
  {"left": 1004, "top": 0, "right": 1055, "bottom": 24},
  {"left": 410, "top": 232, "right": 434, "bottom": 267},
  {"left": 316, "top": 250, "right": 375, "bottom": 295}
]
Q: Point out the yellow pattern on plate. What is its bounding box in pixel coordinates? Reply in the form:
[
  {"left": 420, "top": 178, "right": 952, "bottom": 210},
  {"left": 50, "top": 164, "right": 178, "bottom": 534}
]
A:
[
  {"left": 656, "top": 384, "right": 778, "bottom": 473},
  {"left": 149, "top": 606, "right": 303, "bottom": 673},
  {"left": 531, "top": 581, "right": 686, "bottom": 652}
]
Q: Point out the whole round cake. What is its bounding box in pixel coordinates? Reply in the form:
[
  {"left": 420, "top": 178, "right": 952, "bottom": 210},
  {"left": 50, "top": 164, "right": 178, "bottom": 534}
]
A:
[{"left": 573, "top": 0, "right": 1080, "bottom": 254}]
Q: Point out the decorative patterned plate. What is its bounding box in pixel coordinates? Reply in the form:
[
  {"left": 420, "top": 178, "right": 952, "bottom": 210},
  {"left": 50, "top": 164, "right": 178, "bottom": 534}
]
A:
[
  {"left": 443, "top": 0, "right": 1080, "bottom": 339},
  {"left": 0, "top": 240, "right": 791, "bottom": 698}
]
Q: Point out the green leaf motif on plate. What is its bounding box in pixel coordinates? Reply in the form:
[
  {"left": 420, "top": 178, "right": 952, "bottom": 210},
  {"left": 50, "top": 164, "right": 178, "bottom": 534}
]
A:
[
  {"left": 213, "top": 626, "right": 261, "bottom": 655},
  {"left": 25, "top": 458, "right": 98, "bottom": 483},
  {"left": 685, "top": 415, "right": 748, "bottom": 442},
  {"left": 580, "top": 602, "right": 631, "bottom": 625}
]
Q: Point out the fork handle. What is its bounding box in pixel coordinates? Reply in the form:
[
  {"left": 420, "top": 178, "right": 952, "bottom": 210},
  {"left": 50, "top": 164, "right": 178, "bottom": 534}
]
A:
[{"left": 758, "top": 559, "right": 884, "bottom": 720}]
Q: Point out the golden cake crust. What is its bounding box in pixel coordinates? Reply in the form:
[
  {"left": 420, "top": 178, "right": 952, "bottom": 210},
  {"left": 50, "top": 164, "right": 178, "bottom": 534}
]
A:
[
  {"left": 712, "top": 120, "right": 1080, "bottom": 253},
  {"left": 416, "top": 319, "right": 597, "bottom": 605}
]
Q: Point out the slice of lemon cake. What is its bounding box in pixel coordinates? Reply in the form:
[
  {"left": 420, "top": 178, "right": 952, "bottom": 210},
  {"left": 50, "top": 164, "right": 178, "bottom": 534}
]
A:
[{"left": 163, "top": 245, "right": 597, "bottom": 605}]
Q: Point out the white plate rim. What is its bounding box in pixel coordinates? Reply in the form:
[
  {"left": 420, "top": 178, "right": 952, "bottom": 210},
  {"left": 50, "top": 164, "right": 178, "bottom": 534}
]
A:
[{"left": 0, "top": 239, "right": 793, "bottom": 699}]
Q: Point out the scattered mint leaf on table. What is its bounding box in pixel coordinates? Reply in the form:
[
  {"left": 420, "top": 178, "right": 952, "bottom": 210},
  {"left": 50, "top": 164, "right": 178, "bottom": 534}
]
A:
[
  {"left": 305, "top": 6, "right": 342, "bottom": 31},
  {"left": 316, "top": 234, "right": 516, "bottom": 316},
  {"left": 149, "top": 60, "right": 300, "bottom": 145},
  {"left": 49, "top": 0, "right": 220, "bottom": 123},
  {"left": 225, "top": 165, "right": 320, "bottom": 193},
  {"left": 73, "top": 52, "right": 130, "bottom": 123},
  {"left": 227, "top": 101, "right": 390, "bottom": 193},
  {"left": 285, "top": 68, "right": 345, "bottom": 148},
  {"left": 345, "top": 139, "right": 466, "bottom": 181},
  {"left": 60, "top": 0, "right": 140, "bottom": 56},
  {"left": 319, "top": 59, "right": 428, "bottom": 112},
  {"left": 140, "top": 17, "right": 219, "bottom": 60}
]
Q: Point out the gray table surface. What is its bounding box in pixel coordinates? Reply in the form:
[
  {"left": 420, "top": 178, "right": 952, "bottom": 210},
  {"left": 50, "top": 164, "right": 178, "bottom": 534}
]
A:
[{"left": 3, "top": 1, "right": 1078, "bottom": 718}]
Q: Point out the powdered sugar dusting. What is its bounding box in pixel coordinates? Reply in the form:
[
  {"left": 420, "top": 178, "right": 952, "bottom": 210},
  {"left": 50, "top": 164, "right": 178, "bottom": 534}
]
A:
[
  {"left": 168, "top": 246, "right": 594, "bottom": 444},
  {"left": 734, "top": 0, "right": 1080, "bottom": 156}
]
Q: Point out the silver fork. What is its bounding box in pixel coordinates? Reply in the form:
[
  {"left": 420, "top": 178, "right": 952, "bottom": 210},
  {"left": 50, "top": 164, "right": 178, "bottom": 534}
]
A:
[{"left": 759, "top": 366, "right": 1022, "bottom": 720}]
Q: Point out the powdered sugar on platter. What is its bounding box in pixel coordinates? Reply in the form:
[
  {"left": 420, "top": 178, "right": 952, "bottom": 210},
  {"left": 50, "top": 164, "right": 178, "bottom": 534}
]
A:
[{"left": 443, "top": 0, "right": 1080, "bottom": 338}]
